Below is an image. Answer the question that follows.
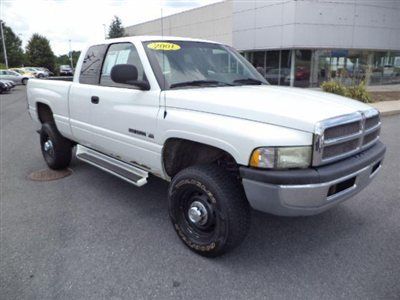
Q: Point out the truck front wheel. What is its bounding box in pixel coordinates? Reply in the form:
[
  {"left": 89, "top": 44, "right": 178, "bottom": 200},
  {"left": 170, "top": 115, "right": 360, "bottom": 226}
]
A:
[
  {"left": 168, "top": 165, "right": 250, "bottom": 257},
  {"left": 40, "top": 122, "right": 72, "bottom": 170}
]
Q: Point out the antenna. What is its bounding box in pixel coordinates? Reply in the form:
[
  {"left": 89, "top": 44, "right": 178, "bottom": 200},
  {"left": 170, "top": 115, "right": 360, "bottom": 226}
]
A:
[
  {"left": 161, "top": 7, "right": 167, "bottom": 118},
  {"left": 161, "top": 7, "right": 164, "bottom": 39}
]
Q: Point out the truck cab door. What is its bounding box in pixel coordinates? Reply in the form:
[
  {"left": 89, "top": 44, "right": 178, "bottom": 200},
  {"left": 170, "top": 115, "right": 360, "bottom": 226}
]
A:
[{"left": 69, "top": 42, "right": 162, "bottom": 172}]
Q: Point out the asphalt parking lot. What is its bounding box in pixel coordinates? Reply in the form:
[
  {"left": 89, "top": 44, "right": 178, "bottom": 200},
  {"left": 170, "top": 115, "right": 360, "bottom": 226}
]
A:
[{"left": 1, "top": 86, "right": 399, "bottom": 299}]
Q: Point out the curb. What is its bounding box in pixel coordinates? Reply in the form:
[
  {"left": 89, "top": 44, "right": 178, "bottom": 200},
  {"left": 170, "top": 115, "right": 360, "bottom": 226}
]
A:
[
  {"left": 370, "top": 100, "right": 400, "bottom": 117},
  {"left": 380, "top": 110, "right": 400, "bottom": 117}
]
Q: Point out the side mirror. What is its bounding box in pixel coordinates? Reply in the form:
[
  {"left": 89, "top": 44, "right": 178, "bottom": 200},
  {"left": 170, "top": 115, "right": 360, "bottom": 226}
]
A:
[{"left": 110, "top": 64, "right": 150, "bottom": 90}]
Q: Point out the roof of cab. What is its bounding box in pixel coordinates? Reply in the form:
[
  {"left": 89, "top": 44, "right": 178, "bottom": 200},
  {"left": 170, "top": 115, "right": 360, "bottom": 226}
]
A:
[{"left": 95, "top": 35, "right": 222, "bottom": 45}]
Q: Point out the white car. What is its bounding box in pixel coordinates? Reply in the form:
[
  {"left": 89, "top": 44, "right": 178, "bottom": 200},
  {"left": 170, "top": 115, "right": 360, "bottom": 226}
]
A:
[
  {"left": 27, "top": 36, "right": 386, "bottom": 256},
  {"left": 0, "top": 69, "right": 33, "bottom": 85},
  {"left": 23, "top": 67, "right": 48, "bottom": 78}
]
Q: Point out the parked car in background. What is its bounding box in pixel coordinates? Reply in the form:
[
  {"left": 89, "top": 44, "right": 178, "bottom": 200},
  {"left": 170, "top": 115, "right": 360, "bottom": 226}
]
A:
[
  {"left": 265, "top": 68, "right": 290, "bottom": 85},
  {"left": 283, "top": 67, "right": 311, "bottom": 87},
  {"left": 0, "top": 80, "right": 10, "bottom": 93},
  {"left": 4, "top": 79, "right": 16, "bottom": 89},
  {"left": 59, "top": 65, "right": 74, "bottom": 76},
  {"left": 10, "top": 68, "right": 36, "bottom": 77},
  {"left": 383, "top": 65, "right": 394, "bottom": 76},
  {"left": 23, "top": 67, "right": 48, "bottom": 78},
  {"left": 37, "top": 67, "right": 54, "bottom": 76},
  {"left": 0, "top": 79, "right": 15, "bottom": 93},
  {"left": 0, "top": 69, "right": 33, "bottom": 85},
  {"left": 3, "top": 79, "right": 15, "bottom": 88},
  {"left": 295, "top": 67, "right": 310, "bottom": 81}
]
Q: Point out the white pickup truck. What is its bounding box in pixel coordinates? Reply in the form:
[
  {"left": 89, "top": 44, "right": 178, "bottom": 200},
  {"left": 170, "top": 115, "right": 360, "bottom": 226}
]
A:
[{"left": 27, "top": 36, "right": 386, "bottom": 257}]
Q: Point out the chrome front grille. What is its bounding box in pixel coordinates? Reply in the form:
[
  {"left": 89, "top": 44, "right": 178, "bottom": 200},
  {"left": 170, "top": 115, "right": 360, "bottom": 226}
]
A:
[
  {"left": 312, "top": 110, "right": 381, "bottom": 166},
  {"left": 324, "top": 121, "right": 360, "bottom": 140},
  {"left": 363, "top": 128, "right": 380, "bottom": 145},
  {"left": 322, "top": 139, "right": 360, "bottom": 159},
  {"left": 365, "top": 115, "right": 380, "bottom": 130}
]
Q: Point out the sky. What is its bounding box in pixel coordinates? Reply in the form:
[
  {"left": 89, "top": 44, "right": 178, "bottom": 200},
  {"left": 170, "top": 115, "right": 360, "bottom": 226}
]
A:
[{"left": 1, "top": 0, "right": 221, "bottom": 55}]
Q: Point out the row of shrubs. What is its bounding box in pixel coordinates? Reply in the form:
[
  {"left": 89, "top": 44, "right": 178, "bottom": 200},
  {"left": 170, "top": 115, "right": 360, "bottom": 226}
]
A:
[{"left": 320, "top": 81, "right": 372, "bottom": 103}]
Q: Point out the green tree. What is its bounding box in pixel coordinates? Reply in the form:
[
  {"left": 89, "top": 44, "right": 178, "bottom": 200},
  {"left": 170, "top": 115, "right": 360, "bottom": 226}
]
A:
[
  {"left": 56, "top": 50, "right": 81, "bottom": 69},
  {"left": 108, "top": 16, "right": 125, "bottom": 39},
  {"left": 56, "top": 54, "right": 70, "bottom": 66},
  {"left": 0, "top": 23, "right": 25, "bottom": 67},
  {"left": 25, "top": 33, "right": 55, "bottom": 72}
]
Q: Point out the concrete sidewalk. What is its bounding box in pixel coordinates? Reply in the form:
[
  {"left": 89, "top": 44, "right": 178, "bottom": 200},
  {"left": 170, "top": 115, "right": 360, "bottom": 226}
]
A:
[
  {"left": 367, "top": 84, "right": 400, "bottom": 92},
  {"left": 370, "top": 100, "right": 400, "bottom": 117}
]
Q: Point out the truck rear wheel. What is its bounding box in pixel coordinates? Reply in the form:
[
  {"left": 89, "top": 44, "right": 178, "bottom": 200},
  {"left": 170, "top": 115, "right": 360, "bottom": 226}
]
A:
[
  {"left": 40, "top": 122, "right": 72, "bottom": 170},
  {"left": 168, "top": 165, "right": 250, "bottom": 257}
]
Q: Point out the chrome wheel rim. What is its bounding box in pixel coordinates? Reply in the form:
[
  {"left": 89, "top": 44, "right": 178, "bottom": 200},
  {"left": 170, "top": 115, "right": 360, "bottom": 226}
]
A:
[
  {"left": 188, "top": 201, "right": 208, "bottom": 226},
  {"left": 43, "top": 139, "right": 54, "bottom": 157}
]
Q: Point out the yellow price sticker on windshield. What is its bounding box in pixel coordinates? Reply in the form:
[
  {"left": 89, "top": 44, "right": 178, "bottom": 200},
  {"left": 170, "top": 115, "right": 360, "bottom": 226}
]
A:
[{"left": 147, "top": 42, "right": 181, "bottom": 51}]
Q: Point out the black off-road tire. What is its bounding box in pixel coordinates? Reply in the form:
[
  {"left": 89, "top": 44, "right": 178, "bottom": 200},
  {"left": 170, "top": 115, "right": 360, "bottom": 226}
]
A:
[
  {"left": 168, "top": 165, "right": 251, "bottom": 257},
  {"left": 40, "top": 122, "right": 72, "bottom": 170}
]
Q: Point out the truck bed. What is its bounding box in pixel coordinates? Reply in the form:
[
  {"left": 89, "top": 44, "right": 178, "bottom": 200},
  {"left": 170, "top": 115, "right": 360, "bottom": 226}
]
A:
[
  {"left": 27, "top": 78, "right": 73, "bottom": 138},
  {"left": 45, "top": 76, "right": 74, "bottom": 82}
]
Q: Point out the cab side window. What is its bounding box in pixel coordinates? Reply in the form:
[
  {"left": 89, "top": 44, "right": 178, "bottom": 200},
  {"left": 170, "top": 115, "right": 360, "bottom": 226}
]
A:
[
  {"left": 79, "top": 44, "right": 107, "bottom": 85},
  {"left": 100, "top": 43, "right": 147, "bottom": 88}
]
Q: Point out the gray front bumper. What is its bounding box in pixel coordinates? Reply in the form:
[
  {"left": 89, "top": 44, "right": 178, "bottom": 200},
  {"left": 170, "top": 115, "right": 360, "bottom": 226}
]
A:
[{"left": 241, "top": 142, "right": 386, "bottom": 216}]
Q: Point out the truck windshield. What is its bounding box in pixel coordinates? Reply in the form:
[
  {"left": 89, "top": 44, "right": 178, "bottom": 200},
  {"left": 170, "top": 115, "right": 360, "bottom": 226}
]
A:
[{"left": 143, "top": 40, "right": 267, "bottom": 90}]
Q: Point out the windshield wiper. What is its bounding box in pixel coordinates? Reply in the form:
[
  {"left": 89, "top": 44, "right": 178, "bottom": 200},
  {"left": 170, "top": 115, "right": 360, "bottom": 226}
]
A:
[
  {"left": 233, "top": 78, "right": 263, "bottom": 85},
  {"left": 169, "top": 80, "right": 232, "bottom": 89}
]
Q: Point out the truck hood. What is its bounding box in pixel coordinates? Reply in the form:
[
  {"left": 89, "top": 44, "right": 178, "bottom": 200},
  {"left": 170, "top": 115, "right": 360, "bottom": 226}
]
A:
[{"left": 164, "top": 85, "right": 373, "bottom": 132}]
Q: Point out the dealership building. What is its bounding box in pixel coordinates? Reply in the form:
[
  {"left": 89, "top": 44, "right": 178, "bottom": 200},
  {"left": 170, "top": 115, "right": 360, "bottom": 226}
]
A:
[{"left": 125, "top": 0, "right": 400, "bottom": 88}]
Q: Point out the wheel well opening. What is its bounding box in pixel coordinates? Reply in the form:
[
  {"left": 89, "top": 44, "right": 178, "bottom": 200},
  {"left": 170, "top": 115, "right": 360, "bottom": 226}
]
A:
[
  {"left": 37, "top": 103, "right": 54, "bottom": 124},
  {"left": 162, "top": 138, "right": 238, "bottom": 178}
]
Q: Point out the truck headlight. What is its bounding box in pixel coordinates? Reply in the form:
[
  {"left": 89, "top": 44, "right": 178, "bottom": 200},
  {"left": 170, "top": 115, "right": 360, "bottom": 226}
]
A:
[{"left": 250, "top": 146, "right": 311, "bottom": 169}]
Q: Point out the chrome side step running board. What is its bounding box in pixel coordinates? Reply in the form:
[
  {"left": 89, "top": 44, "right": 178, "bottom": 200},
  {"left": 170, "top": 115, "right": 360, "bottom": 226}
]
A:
[{"left": 76, "top": 145, "right": 148, "bottom": 187}]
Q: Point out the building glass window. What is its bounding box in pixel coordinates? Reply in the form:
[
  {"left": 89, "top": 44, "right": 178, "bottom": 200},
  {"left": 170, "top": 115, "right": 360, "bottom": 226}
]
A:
[
  {"left": 311, "top": 49, "right": 329, "bottom": 86},
  {"left": 370, "top": 51, "right": 400, "bottom": 85},
  {"left": 280, "top": 50, "right": 292, "bottom": 86},
  {"left": 264, "top": 50, "right": 282, "bottom": 85},
  {"left": 242, "top": 49, "right": 400, "bottom": 88},
  {"left": 394, "top": 51, "right": 400, "bottom": 84},
  {"left": 294, "top": 50, "right": 311, "bottom": 87},
  {"left": 251, "top": 51, "right": 266, "bottom": 77},
  {"left": 313, "top": 49, "right": 369, "bottom": 87},
  {"left": 246, "top": 50, "right": 294, "bottom": 86},
  {"left": 346, "top": 50, "right": 369, "bottom": 85},
  {"left": 313, "top": 49, "right": 336, "bottom": 86}
]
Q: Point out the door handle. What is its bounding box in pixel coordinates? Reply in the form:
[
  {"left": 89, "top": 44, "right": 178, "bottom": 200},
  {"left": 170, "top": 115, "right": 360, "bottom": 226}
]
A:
[{"left": 91, "top": 96, "right": 99, "bottom": 104}]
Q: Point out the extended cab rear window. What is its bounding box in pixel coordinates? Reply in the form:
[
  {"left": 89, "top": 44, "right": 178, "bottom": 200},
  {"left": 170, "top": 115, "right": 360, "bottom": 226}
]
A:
[{"left": 79, "top": 44, "right": 107, "bottom": 85}]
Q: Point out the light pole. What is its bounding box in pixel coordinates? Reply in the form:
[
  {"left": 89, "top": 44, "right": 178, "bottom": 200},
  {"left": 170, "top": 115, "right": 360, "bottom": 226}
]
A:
[
  {"left": 102, "top": 24, "right": 107, "bottom": 39},
  {"left": 0, "top": 20, "right": 8, "bottom": 68},
  {"left": 68, "top": 39, "right": 73, "bottom": 68},
  {"left": 17, "top": 33, "right": 23, "bottom": 66}
]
